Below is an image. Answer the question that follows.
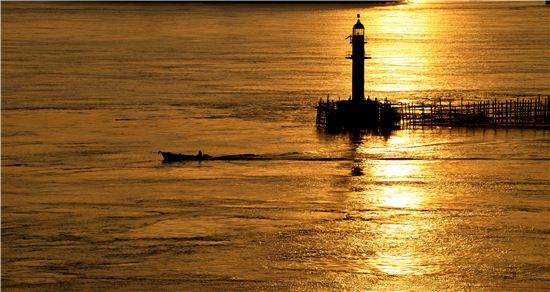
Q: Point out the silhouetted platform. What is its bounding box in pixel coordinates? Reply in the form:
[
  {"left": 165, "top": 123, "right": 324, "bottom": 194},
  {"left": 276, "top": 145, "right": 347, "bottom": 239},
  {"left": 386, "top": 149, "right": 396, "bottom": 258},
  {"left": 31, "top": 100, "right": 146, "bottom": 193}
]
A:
[{"left": 316, "top": 97, "right": 399, "bottom": 131}]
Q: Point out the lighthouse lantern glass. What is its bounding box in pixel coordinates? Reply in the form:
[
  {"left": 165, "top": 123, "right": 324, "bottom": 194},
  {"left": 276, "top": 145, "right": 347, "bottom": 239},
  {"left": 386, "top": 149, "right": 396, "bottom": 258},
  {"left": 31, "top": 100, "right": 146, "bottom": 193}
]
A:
[{"left": 353, "top": 28, "right": 364, "bottom": 36}]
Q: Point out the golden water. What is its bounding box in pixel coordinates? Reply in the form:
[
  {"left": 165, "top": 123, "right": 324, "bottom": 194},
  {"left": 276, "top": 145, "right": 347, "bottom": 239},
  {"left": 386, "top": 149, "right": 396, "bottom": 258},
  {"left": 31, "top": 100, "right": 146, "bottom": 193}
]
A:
[{"left": 2, "top": 2, "right": 550, "bottom": 290}]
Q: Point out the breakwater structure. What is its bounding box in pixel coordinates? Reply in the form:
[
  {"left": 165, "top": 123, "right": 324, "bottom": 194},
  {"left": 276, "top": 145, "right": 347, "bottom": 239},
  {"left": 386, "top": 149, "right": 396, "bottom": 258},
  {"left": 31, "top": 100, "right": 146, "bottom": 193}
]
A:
[{"left": 316, "top": 15, "right": 550, "bottom": 131}]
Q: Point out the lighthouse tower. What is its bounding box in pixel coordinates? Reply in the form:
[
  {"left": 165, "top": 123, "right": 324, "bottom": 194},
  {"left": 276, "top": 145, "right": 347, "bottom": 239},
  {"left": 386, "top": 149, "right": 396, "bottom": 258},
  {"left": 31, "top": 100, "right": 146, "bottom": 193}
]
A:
[
  {"left": 346, "top": 14, "right": 366, "bottom": 102},
  {"left": 316, "top": 15, "right": 398, "bottom": 131}
]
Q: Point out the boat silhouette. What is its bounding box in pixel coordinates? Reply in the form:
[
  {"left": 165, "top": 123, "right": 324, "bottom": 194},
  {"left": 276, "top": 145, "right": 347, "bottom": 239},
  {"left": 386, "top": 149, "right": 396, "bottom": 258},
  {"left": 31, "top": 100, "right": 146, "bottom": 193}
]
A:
[{"left": 158, "top": 150, "right": 212, "bottom": 162}]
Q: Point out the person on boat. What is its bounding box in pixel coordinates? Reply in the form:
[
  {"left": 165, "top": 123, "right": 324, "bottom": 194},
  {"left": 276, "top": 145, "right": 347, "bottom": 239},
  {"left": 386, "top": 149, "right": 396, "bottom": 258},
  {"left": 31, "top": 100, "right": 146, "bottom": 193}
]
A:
[{"left": 198, "top": 150, "right": 203, "bottom": 158}]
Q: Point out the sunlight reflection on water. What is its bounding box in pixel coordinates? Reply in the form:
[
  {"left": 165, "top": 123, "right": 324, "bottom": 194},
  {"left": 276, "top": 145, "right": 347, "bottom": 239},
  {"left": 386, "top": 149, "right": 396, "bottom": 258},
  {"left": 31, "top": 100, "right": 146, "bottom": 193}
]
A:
[
  {"left": 2, "top": 1, "right": 549, "bottom": 290},
  {"left": 378, "top": 185, "right": 424, "bottom": 209},
  {"left": 372, "top": 161, "right": 419, "bottom": 180},
  {"left": 372, "top": 253, "right": 421, "bottom": 276}
]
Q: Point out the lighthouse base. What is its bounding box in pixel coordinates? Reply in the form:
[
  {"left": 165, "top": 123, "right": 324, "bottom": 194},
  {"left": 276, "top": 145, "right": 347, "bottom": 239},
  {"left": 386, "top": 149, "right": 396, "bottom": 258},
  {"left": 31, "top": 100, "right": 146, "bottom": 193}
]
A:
[{"left": 316, "top": 98, "right": 400, "bottom": 132}]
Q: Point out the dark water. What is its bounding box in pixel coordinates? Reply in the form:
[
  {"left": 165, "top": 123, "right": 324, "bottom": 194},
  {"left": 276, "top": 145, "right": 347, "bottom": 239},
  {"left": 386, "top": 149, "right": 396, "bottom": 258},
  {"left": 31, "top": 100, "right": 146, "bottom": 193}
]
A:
[{"left": 2, "top": 2, "right": 550, "bottom": 290}]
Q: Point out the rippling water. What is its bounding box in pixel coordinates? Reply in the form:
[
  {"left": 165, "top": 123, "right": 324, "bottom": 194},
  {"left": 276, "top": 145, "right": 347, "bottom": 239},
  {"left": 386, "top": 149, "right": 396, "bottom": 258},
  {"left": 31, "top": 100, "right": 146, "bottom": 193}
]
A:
[{"left": 2, "top": 2, "right": 550, "bottom": 290}]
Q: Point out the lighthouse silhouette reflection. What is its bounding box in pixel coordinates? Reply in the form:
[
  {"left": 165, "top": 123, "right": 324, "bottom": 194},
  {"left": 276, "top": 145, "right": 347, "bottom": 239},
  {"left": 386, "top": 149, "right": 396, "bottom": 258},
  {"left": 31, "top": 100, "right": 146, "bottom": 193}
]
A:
[{"left": 316, "top": 14, "right": 400, "bottom": 132}]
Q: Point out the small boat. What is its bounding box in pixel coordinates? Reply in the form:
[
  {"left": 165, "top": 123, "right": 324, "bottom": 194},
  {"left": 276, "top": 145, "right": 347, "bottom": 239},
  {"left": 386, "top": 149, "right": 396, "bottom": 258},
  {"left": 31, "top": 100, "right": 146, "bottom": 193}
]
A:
[{"left": 158, "top": 151, "right": 212, "bottom": 162}]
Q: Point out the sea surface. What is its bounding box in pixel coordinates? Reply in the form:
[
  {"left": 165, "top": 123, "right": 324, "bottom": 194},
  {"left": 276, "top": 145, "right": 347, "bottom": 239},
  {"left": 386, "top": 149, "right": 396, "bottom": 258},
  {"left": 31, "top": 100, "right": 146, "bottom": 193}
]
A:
[{"left": 2, "top": 1, "right": 550, "bottom": 290}]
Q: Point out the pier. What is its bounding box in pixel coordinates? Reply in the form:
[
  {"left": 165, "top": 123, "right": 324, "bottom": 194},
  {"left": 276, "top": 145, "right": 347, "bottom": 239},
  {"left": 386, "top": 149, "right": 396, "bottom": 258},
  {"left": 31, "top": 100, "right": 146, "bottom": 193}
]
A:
[{"left": 317, "top": 96, "right": 550, "bottom": 130}]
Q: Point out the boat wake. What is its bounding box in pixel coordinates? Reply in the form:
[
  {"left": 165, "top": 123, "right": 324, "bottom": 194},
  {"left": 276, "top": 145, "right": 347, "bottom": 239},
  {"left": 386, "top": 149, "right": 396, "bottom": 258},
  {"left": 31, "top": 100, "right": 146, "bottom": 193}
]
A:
[{"left": 212, "top": 153, "right": 349, "bottom": 161}]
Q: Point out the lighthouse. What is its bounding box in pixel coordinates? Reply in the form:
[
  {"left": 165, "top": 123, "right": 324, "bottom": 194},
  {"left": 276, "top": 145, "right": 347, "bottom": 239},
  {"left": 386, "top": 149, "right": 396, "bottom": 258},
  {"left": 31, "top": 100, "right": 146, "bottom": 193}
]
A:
[
  {"left": 315, "top": 15, "right": 399, "bottom": 131},
  {"left": 346, "top": 14, "right": 367, "bottom": 102}
]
